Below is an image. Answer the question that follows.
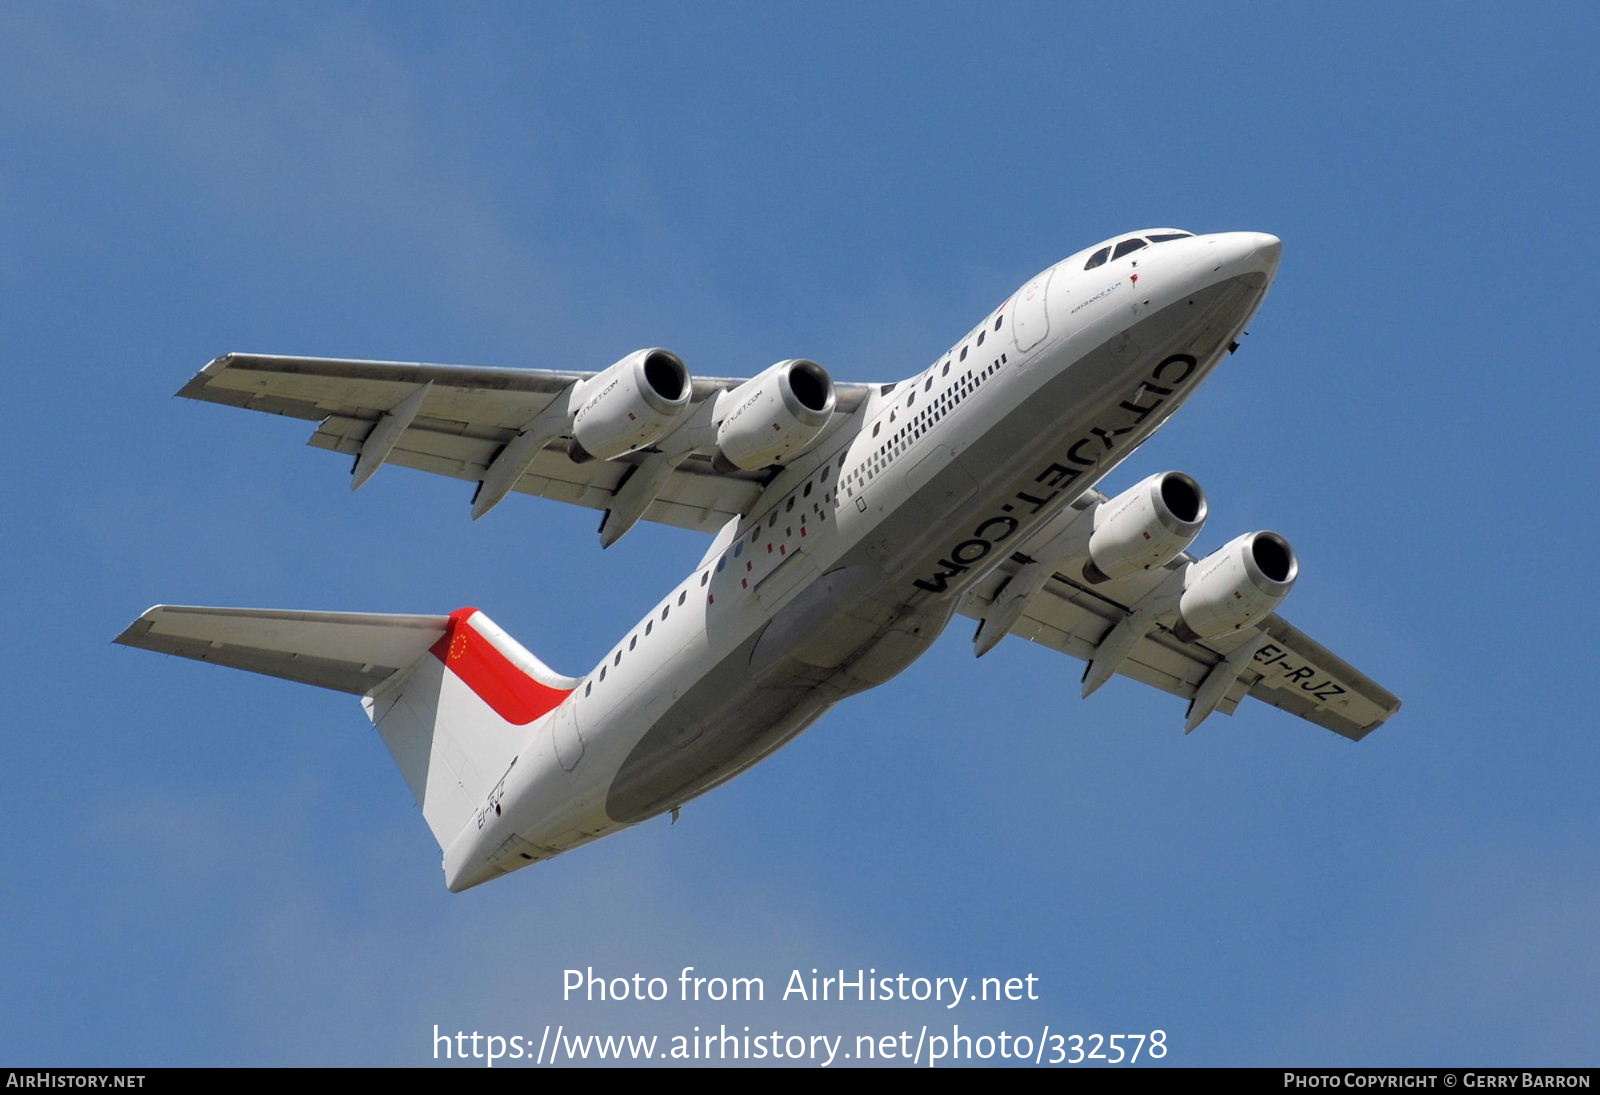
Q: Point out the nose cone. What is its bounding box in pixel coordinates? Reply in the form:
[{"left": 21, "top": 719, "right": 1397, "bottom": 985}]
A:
[
  {"left": 1191, "top": 231, "right": 1283, "bottom": 280},
  {"left": 1239, "top": 231, "right": 1282, "bottom": 275}
]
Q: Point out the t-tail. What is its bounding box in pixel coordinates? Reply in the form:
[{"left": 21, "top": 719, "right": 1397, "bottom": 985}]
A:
[{"left": 114, "top": 605, "right": 578, "bottom": 886}]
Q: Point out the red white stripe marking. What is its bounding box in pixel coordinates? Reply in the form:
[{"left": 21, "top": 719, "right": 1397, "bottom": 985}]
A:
[{"left": 429, "top": 608, "right": 571, "bottom": 725}]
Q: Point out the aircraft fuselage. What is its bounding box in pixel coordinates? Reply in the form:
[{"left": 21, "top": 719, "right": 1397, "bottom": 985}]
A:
[{"left": 443, "top": 230, "right": 1283, "bottom": 890}]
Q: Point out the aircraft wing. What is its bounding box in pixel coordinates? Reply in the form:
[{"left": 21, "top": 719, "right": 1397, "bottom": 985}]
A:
[
  {"left": 177, "top": 353, "right": 876, "bottom": 536},
  {"left": 958, "top": 496, "right": 1401, "bottom": 741}
]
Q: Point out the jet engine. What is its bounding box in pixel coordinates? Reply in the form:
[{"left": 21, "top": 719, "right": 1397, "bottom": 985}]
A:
[
  {"left": 1083, "top": 471, "right": 1208, "bottom": 583},
  {"left": 711, "top": 359, "right": 836, "bottom": 472},
  {"left": 1173, "top": 531, "right": 1298, "bottom": 642},
  {"left": 567, "top": 349, "right": 692, "bottom": 463}
]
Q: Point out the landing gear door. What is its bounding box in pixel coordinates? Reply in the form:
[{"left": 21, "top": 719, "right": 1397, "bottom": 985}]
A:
[{"left": 1012, "top": 266, "right": 1054, "bottom": 355}]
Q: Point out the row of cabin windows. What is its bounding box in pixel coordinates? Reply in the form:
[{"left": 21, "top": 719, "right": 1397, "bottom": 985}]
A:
[
  {"left": 720, "top": 460, "right": 839, "bottom": 592},
  {"left": 961, "top": 311, "right": 1004, "bottom": 360},
  {"left": 1083, "top": 232, "right": 1194, "bottom": 271},
  {"left": 843, "top": 352, "right": 1006, "bottom": 497},
  {"left": 849, "top": 309, "right": 1007, "bottom": 493}
]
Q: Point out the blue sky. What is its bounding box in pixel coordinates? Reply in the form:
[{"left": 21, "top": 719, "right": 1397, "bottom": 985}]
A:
[{"left": 3, "top": 2, "right": 1597, "bottom": 1067}]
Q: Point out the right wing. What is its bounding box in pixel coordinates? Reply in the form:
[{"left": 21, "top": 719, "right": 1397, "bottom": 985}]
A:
[
  {"left": 178, "top": 353, "right": 877, "bottom": 536},
  {"left": 959, "top": 491, "right": 1401, "bottom": 740}
]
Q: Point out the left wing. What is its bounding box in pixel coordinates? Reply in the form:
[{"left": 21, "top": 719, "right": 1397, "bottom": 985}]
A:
[
  {"left": 958, "top": 492, "right": 1400, "bottom": 740},
  {"left": 177, "top": 353, "right": 877, "bottom": 538}
]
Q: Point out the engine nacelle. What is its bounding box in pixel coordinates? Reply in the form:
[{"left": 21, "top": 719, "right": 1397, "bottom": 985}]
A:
[
  {"left": 568, "top": 348, "right": 691, "bottom": 463},
  {"left": 1174, "top": 531, "right": 1298, "bottom": 642},
  {"left": 1084, "top": 471, "right": 1208, "bottom": 583},
  {"left": 711, "top": 359, "right": 836, "bottom": 472}
]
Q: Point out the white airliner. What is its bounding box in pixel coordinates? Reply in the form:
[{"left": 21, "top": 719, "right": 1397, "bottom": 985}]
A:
[{"left": 118, "top": 228, "right": 1400, "bottom": 891}]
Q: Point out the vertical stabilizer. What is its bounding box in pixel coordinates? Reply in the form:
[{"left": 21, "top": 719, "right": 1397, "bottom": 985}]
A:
[{"left": 364, "top": 608, "right": 579, "bottom": 847}]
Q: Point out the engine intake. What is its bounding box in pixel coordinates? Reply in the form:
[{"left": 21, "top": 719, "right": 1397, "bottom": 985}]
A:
[
  {"left": 567, "top": 349, "right": 691, "bottom": 463},
  {"left": 711, "top": 359, "right": 836, "bottom": 472},
  {"left": 1174, "top": 530, "right": 1298, "bottom": 642},
  {"left": 1083, "top": 471, "right": 1208, "bottom": 583}
]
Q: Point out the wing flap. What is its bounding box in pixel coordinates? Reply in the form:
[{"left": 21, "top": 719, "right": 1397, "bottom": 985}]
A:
[
  {"left": 308, "top": 415, "right": 761, "bottom": 530},
  {"left": 995, "top": 568, "right": 1215, "bottom": 702}
]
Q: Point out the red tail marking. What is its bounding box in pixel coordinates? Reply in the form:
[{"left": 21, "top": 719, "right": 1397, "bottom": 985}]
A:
[{"left": 429, "top": 608, "right": 571, "bottom": 725}]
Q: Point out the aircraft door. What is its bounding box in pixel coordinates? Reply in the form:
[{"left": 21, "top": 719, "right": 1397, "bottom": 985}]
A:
[{"left": 1012, "top": 266, "right": 1054, "bottom": 354}]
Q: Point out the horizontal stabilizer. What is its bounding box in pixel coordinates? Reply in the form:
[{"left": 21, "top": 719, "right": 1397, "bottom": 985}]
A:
[{"left": 114, "top": 606, "right": 448, "bottom": 695}]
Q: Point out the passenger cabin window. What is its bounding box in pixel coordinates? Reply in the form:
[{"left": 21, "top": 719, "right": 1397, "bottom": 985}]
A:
[
  {"left": 1112, "top": 238, "right": 1147, "bottom": 260},
  {"left": 1085, "top": 246, "right": 1111, "bottom": 270}
]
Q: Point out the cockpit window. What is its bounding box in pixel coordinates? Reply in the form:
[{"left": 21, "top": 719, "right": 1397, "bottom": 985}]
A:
[
  {"left": 1084, "top": 246, "right": 1111, "bottom": 270},
  {"left": 1147, "top": 232, "right": 1193, "bottom": 242},
  {"left": 1112, "top": 238, "right": 1147, "bottom": 260}
]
